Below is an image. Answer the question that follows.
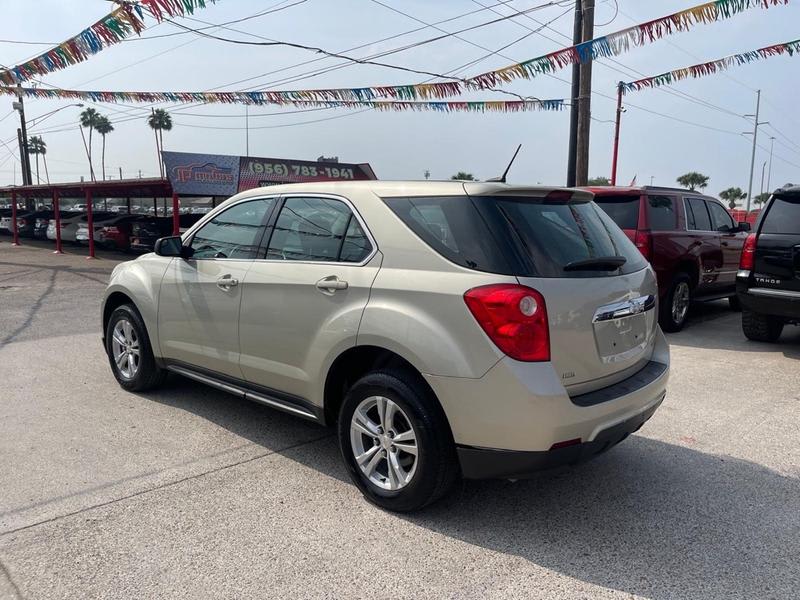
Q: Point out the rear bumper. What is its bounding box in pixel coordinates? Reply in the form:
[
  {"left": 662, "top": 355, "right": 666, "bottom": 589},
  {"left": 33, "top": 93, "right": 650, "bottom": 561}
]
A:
[
  {"left": 737, "top": 281, "right": 800, "bottom": 320},
  {"left": 424, "top": 327, "right": 670, "bottom": 472},
  {"left": 458, "top": 393, "right": 664, "bottom": 479}
]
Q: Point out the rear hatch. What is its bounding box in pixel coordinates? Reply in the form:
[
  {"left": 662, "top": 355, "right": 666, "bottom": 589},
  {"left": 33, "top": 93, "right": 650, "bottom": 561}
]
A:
[
  {"left": 385, "top": 185, "right": 659, "bottom": 395},
  {"left": 753, "top": 190, "right": 800, "bottom": 293}
]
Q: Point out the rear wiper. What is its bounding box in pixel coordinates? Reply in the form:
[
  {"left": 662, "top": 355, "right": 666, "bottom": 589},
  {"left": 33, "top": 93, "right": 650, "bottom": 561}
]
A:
[{"left": 563, "top": 256, "right": 627, "bottom": 271}]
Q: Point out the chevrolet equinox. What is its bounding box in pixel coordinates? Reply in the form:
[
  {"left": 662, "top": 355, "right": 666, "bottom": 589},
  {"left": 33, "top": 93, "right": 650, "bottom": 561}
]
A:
[{"left": 102, "top": 181, "right": 670, "bottom": 511}]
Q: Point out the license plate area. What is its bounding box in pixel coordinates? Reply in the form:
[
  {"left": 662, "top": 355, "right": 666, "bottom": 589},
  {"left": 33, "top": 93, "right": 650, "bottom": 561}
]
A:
[
  {"left": 593, "top": 313, "right": 648, "bottom": 363},
  {"left": 592, "top": 295, "right": 654, "bottom": 364}
]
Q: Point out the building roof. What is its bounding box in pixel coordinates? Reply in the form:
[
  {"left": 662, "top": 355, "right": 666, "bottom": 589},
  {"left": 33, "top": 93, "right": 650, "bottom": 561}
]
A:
[{"left": 0, "top": 178, "right": 173, "bottom": 198}]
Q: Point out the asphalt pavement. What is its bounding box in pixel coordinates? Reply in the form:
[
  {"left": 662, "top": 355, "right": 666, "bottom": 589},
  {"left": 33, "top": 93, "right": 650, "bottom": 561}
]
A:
[{"left": 1, "top": 239, "right": 798, "bottom": 599}]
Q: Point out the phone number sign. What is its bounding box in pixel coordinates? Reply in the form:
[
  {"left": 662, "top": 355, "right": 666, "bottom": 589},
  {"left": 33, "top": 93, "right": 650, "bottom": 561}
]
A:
[{"left": 238, "top": 157, "right": 375, "bottom": 191}]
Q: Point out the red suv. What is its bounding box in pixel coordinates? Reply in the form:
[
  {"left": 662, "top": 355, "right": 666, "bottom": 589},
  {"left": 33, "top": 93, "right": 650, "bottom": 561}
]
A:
[{"left": 590, "top": 186, "right": 750, "bottom": 331}]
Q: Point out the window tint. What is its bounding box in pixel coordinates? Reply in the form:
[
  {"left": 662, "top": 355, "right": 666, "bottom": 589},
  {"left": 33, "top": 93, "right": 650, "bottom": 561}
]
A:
[
  {"left": 190, "top": 198, "right": 273, "bottom": 259},
  {"left": 384, "top": 195, "right": 646, "bottom": 277},
  {"left": 267, "top": 196, "right": 371, "bottom": 262},
  {"left": 339, "top": 217, "right": 372, "bottom": 262},
  {"left": 647, "top": 195, "right": 678, "bottom": 231},
  {"left": 707, "top": 200, "right": 735, "bottom": 232},
  {"left": 383, "top": 196, "right": 513, "bottom": 273},
  {"left": 686, "top": 198, "right": 712, "bottom": 231},
  {"left": 761, "top": 194, "right": 800, "bottom": 234},
  {"left": 592, "top": 195, "right": 639, "bottom": 229},
  {"left": 490, "top": 197, "right": 647, "bottom": 277}
]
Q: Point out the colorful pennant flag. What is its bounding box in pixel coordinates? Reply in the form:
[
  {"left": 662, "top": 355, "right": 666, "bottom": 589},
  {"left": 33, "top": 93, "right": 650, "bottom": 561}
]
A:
[
  {"left": 621, "top": 38, "right": 800, "bottom": 93},
  {"left": 0, "top": 85, "right": 565, "bottom": 113},
  {"left": 464, "top": 0, "right": 789, "bottom": 90},
  {"left": 0, "top": 1, "right": 217, "bottom": 86}
]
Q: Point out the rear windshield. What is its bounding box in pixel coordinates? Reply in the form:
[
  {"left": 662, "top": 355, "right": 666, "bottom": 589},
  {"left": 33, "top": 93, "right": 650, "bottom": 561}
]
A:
[
  {"left": 761, "top": 194, "right": 800, "bottom": 234},
  {"left": 646, "top": 195, "right": 678, "bottom": 231},
  {"left": 384, "top": 195, "right": 647, "bottom": 277},
  {"left": 592, "top": 195, "right": 639, "bottom": 229}
]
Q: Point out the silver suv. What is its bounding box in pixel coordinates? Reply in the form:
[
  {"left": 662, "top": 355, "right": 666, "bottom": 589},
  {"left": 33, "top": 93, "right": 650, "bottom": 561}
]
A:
[{"left": 102, "top": 181, "right": 669, "bottom": 511}]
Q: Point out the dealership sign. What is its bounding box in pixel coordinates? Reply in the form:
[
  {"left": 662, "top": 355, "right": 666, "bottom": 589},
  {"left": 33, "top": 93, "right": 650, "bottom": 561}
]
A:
[{"left": 163, "top": 151, "right": 376, "bottom": 196}]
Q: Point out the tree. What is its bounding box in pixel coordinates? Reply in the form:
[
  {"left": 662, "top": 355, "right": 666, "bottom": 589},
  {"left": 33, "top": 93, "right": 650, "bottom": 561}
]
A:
[
  {"left": 95, "top": 115, "right": 114, "bottom": 181},
  {"left": 79, "top": 107, "right": 100, "bottom": 181},
  {"left": 147, "top": 108, "right": 173, "bottom": 177},
  {"left": 588, "top": 176, "right": 610, "bottom": 186},
  {"left": 676, "top": 172, "right": 709, "bottom": 191},
  {"left": 28, "top": 136, "right": 47, "bottom": 184},
  {"left": 450, "top": 172, "right": 477, "bottom": 181},
  {"left": 719, "top": 187, "right": 747, "bottom": 209},
  {"left": 753, "top": 192, "right": 770, "bottom": 206}
]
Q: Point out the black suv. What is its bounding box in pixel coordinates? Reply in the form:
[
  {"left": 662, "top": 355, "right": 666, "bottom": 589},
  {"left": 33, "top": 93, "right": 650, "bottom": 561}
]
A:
[{"left": 737, "top": 185, "right": 800, "bottom": 342}]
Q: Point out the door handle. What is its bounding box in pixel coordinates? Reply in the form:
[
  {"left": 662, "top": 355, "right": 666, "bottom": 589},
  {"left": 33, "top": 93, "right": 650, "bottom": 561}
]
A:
[
  {"left": 316, "top": 276, "right": 348, "bottom": 292},
  {"left": 216, "top": 276, "right": 239, "bottom": 290}
]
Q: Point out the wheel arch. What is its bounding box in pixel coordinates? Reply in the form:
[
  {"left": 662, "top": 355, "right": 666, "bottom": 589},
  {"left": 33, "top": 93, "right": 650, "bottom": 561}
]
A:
[{"left": 323, "top": 345, "right": 452, "bottom": 437}]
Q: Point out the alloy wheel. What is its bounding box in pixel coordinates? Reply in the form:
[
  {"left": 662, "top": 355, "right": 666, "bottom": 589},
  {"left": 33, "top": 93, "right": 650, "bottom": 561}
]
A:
[
  {"left": 672, "top": 281, "right": 690, "bottom": 324},
  {"left": 111, "top": 318, "right": 140, "bottom": 379},
  {"left": 349, "top": 396, "right": 419, "bottom": 491}
]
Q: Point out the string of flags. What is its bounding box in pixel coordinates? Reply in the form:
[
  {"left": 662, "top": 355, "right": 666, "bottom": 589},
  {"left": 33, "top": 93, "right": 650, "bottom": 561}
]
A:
[
  {"left": 0, "top": 85, "right": 565, "bottom": 113},
  {"left": 0, "top": 1, "right": 216, "bottom": 86},
  {"left": 1, "top": 0, "right": 785, "bottom": 102},
  {"left": 622, "top": 38, "right": 800, "bottom": 93}
]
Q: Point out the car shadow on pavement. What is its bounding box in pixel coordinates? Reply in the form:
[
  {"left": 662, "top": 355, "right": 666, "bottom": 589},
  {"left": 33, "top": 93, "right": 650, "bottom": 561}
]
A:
[
  {"left": 670, "top": 301, "right": 800, "bottom": 358},
  {"left": 144, "top": 377, "right": 798, "bottom": 599},
  {"left": 403, "top": 436, "right": 799, "bottom": 599}
]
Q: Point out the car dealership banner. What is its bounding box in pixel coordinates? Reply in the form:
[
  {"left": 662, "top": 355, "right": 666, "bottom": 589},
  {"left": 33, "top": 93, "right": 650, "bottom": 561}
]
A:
[{"left": 163, "top": 151, "right": 376, "bottom": 196}]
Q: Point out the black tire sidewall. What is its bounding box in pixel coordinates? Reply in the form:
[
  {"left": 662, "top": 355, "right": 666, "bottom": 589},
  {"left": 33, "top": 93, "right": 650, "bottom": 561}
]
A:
[
  {"left": 105, "top": 304, "right": 161, "bottom": 391},
  {"left": 338, "top": 371, "right": 455, "bottom": 512}
]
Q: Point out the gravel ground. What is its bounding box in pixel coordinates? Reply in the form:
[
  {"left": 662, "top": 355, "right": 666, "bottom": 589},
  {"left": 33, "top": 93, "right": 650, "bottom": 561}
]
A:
[{"left": 1, "top": 240, "right": 798, "bottom": 599}]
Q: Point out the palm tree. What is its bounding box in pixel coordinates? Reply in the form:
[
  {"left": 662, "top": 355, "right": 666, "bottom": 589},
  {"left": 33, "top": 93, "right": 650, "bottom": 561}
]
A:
[
  {"left": 719, "top": 187, "right": 747, "bottom": 209},
  {"left": 95, "top": 115, "right": 114, "bottom": 180},
  {"left": 676, "top": 172, "right": 710, "bottom": 191},
  {"left": 450, "top": 171, "right": 477, "bottom": 181},
  {"left": 79, "top": 107, "right": 100, "bottom": 181},
  {"left": 147, "top": 108, "right": 173, "bottom": 177},
  {"left": 753, "top": 192, "right": 770, "bottom": 206},
  {"left": 28, "top": 136, "right": 47, "bottom": 184}
]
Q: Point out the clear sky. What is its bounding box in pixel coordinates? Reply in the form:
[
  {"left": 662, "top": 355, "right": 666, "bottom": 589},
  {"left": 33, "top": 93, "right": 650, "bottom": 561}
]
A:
[{"left": 0, "top": 0, "right": 798, "bottom": 200}]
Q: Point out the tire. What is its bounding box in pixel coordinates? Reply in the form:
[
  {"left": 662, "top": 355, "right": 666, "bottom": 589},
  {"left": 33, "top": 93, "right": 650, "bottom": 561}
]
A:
[
  {"left": 338, "top": 369, "right": 458, "bottom": 512},
  {"left": 728, "top": 295, "right": 741, "bottom": 311},
  {"left": 742, "top": 308, "right": 784, "bottom": 342},
  {"left": 659, "top": 273, "right": 692, "bottom": 333},
  {"left": 105, "top": 304, "right": 167, "bottom": 392}
]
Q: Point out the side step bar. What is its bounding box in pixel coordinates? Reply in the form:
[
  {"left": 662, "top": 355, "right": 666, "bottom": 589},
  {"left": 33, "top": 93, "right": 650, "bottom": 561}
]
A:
[{"left": 166, "top": 364, "right": 319, "bottom": 422}]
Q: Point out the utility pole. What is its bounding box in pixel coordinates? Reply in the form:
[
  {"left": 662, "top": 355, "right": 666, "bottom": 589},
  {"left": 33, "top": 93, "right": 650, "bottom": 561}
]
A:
[
  {"left": 119, "top": 166, "right": 123, "bottom": 180},
  {"left": 245, "top": 105, "right": 250, "bottom": 156},
  {"left": 745, "top": 90, "right": 766, "bottom": 213},
  {"left": 12, "top": 84, "right": 32, "bottom": 187},
  {"left": 766, "top": 136, "right": 775, "bottom": 194},
  {"left": 566, "top": 1, "right": 583, "bottom": 187},
  {"left": 574, "top": 0, "right": 595, "bottom": 187},
  {"left": 610, "top": 82, "right": 624, "bottom": 185},
  {"left": 759, "top": 160, "right": 767, "bottom": 197}
]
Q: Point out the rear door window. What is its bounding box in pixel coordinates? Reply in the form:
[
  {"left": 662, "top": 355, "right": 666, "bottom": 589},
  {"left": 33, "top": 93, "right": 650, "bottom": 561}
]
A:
[
  {"left": 685, "top": 197, "right": 712, "bottom": 231},
  {"left": 592, "top": 195, "right": 639, "bottom": 229},
  {"left": 266, "top": 196, "right": 373, "bottom": 263},
  {"left": 646, "top": 195, "right": 678, "bottom": 231},
  {"left": 707, "top": 200, "right": 736, "bottom": 232},
  {"left": 761, "top": 195, "right": 800, "bottom": 234}
]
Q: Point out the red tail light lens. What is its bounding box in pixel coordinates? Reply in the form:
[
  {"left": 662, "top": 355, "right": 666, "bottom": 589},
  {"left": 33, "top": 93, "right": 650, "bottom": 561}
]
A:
[
  {"left": 18, "top": 218, "right": 27, "bottom": 226},
  {"left": 634, "top": 230, "right": 652, "bottom": 261},
  {"left": 464, "top": 284, "right": 550, "bottom": 362},
  {"left": 739, "top": 233, "right": 757, "bottom": 270}
]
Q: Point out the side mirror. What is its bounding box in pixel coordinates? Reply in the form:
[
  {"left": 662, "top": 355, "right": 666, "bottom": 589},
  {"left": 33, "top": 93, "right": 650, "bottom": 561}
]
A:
[
  {"left": 154, "top": 236, "right": 192, "bottom": 258},
  {"left": 737, "top": 221, "right": 751, "bottom": 232}
]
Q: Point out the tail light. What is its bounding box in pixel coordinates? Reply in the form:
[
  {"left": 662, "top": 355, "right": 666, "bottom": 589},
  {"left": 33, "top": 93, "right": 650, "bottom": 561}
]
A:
[
  {"left": 634, "top": 230, "right": 652, "bottom": 261},
  {"left": 464, "top": 284, "right": 550, "bottom": 362},
  {"left": 739, "top": 233, "right": 757, "bottom": 270},
  {"left": 18, "top": 218, "right": 27, "bottom": 227}
]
